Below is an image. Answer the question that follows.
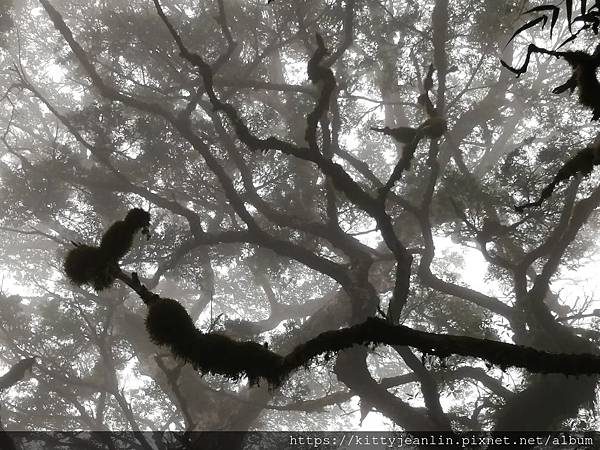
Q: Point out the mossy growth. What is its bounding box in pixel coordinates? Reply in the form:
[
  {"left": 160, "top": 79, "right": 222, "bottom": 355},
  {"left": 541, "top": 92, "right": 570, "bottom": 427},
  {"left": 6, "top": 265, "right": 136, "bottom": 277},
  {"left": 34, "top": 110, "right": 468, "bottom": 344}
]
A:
[
  {"left": 145, "top": 297, "right": 286, "bottom": 387},
  {"left": 99, "top": 208, "right": 150, "bottom": 262},
  {"left": 63, "top": 208, "right": 150, "bottom": 291}
]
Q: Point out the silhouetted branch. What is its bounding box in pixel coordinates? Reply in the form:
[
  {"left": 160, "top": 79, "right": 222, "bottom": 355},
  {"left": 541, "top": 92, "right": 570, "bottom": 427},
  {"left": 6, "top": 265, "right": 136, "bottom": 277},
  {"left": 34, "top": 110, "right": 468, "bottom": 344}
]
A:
[
  {"left": 150, "top": 0, "right": 415, "bottom": 324},
  {"left": 40, "top": 0, "right": 357, "bottom": 290},
  {"left": 213, "top": 0, "right": 237, "bottom": 71},
  {"left": 515, "top": 146, "right": 600, "bottom": 212},
  {"left": 116, "top": 272, "right": 600, "bottom": 386},
  {"left": 503, "top": 43, "right": 600, "bottom": 121},
  {"left": 305, "top": 33, "right": 336, "bottom": 153}
]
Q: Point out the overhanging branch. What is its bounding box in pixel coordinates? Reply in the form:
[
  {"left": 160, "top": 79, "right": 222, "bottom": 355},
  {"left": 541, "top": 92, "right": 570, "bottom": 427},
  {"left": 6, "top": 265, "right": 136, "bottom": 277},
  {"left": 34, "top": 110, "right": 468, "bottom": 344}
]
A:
[{"left": 117, "top": 271, "right": 600, "bottom": 387}]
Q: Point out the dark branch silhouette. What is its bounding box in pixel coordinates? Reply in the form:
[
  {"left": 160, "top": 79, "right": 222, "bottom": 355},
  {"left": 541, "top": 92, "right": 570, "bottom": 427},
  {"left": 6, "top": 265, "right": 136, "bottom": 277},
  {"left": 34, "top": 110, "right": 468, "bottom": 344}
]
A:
[
  {"left": 305, "top": 33, "right": 336, "bottom": 153},
  {"left": 515, "top": 144, "right": 600, "bottom": 212},
  {"left": 502, "top": 44, "right": 600, "bottom": 121},
  {"left": 372, "top": 64, "right": 447, "bottom": 197},
  {"left": 112, "top": 266, "right": 600, "bottom": 387}
]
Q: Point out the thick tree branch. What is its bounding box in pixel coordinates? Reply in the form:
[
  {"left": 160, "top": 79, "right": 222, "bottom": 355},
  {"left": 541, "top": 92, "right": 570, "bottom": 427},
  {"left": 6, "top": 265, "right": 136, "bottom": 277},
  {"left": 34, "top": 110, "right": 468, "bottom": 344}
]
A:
[{"left": 116, "top": 271, "right": 600, "bottom": 387}]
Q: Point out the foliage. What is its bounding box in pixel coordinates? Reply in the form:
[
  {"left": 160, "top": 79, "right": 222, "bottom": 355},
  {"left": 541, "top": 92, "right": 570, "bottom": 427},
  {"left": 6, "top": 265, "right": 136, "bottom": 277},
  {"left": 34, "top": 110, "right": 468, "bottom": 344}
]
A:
[{"left": 0, "top": 0, "right": 599, "bottom": 436}]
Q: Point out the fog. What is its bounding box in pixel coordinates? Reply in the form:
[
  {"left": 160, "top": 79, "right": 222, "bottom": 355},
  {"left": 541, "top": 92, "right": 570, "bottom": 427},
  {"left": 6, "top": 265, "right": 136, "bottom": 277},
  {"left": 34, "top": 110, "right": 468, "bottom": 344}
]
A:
[{"left": 0, "top": 0, "right": 599, "bottom": 446}]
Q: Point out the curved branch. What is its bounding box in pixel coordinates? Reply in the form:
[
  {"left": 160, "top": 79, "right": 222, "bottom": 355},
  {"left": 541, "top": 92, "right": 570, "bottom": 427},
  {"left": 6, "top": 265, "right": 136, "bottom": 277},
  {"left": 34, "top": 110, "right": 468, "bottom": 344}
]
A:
[{"left": 118, "top": 271, "right": 600, "bottom": 388}]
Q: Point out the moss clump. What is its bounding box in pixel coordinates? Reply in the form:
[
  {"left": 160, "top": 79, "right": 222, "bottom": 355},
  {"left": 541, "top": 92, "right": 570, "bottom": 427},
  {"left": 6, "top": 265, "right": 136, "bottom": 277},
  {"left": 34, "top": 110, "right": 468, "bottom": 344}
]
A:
[
  {"left": 145, "top": 297, "right": 197, "bottom": 347},
  {"left": 63, "top": 244, "right": 115, "bottom": 291},
  {"left": 145, "top": 297, "right": 285, "bottom": 386},
  {"left": 63, "top": 208, "right": 150, "bottom": 290},
  {"left": 99, "top": 208, "right": 150, "bottom": 261}
]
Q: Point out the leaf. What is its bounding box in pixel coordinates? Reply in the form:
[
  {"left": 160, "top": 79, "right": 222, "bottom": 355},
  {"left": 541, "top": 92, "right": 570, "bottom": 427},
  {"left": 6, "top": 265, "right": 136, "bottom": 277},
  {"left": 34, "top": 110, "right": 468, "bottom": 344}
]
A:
[
  {"left": 507, "top": 16, "right": 546, "bottom": 45},
  {"left": 522, "top": 5, "right": 559, "bottom": 36},
  {"left": 550, "top": 7, "right": 560, "bottom": 35},
  {"left": 566, "top": 0, "right": 573, "bottom": 31},
  {"left": 582, "top": 0, "right": 587, "bottom": 15}
]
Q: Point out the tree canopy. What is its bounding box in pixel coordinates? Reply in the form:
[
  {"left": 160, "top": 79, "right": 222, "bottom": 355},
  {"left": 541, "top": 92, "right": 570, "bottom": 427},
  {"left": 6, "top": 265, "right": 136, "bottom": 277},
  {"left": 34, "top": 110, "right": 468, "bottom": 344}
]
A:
[{"left": 0, "top": 0, "right": 600, "bottom": 441}]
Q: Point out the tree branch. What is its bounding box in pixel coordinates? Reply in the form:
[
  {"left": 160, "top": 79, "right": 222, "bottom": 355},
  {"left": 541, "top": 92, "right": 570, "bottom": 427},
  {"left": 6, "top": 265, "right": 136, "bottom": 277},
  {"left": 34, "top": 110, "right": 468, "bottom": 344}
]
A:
[{"left": 117, "top": 271, "right": 600, "bottom": 388}]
